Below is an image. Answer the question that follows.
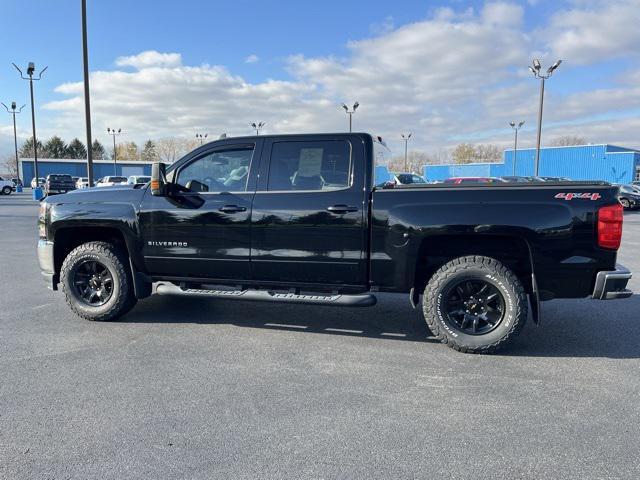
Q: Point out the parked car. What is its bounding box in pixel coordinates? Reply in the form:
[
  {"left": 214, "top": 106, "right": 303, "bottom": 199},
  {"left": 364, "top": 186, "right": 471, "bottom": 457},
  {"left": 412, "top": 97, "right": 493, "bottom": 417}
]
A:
[
  {"left": 127, "top": 175, "right": 151, "bottom": 185},
  {"left": 31, "top": 177, "right": 45, "bottom": 189},
  {"left": 501, "top": 176, "right": 533, "bottom": 183},
  {"left": 37, "top": 133, "right": 632, "bottom": 354},
  {"left": 76, "top": 177, "right": 91, "bottom": 189},
  {"left": 632, "top": 181, "right": 640, "bottom": 187},
  {"left": 0, "top": 176, "right": 14, "bottom": 195},
  {"left": 96, "top": 176, "right": 128, "bottom": 187},
  {"left": 393, "top": 172, "right": 427, "bottom": 185},
  {"left": 44, "top": 174, "right": 76, "bottom": 196},
  {"left": 444, "top": 177, "right": 505, "bottom": 184},
  {"left": 537, "top": 176, "right": 571, "bottom": 182},
  {"left": 618, "top": 185, "right": 640, "bottom": 209}
]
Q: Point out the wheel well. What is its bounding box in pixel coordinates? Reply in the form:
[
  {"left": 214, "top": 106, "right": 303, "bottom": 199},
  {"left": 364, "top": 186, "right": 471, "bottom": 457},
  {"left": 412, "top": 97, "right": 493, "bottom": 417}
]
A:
[
  {"left": 53, "top": 227, "right": 128, "bottom": 275},
  {"left": 414, "top": 235, "right": 533, "bottom": 293}
]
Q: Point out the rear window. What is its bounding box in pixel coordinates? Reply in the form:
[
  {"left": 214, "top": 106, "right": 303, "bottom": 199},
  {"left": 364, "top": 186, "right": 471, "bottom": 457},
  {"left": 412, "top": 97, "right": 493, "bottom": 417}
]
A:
[
  {"left": 49, "top": 175, "right": 72, "bottom": 181},
  {"left": 110, "top": 177, "right": 127, "bottom": 182}
]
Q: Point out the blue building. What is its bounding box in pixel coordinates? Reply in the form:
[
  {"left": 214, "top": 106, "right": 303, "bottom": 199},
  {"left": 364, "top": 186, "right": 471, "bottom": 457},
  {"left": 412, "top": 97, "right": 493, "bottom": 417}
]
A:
[
  {"left": 424, "top": 145, "right": 640, "bottom": 184},
  {"left": 20, "top": 158, "right": 153, "bottom": 182}
]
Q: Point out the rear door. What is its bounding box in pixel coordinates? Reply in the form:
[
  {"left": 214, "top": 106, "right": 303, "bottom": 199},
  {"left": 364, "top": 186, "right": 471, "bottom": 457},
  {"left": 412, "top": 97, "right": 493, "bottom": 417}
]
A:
[{"left": 250, "top": 135, "right": 368, "bottom": 286}]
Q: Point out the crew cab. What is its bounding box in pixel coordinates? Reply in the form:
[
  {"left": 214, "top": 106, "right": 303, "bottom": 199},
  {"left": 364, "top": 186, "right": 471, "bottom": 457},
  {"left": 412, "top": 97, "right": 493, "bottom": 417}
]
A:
[{"left": 37, "top": 133, "right": 633, "bottom": 353}]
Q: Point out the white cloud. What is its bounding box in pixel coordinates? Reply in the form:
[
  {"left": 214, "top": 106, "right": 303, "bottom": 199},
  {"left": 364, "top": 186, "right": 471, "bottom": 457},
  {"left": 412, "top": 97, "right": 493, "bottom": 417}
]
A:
[
  {"left": 543, "top": 0, "right": 640, "bottom": 64},
  {"left": 244, "top": 54, "right": 259, "bottom": 64},
  {"left": 30, "top": 2, "right": 640, "bottom": 157},
  {"left": 115, "top": 50, "right": 182, "bottom": 69}
]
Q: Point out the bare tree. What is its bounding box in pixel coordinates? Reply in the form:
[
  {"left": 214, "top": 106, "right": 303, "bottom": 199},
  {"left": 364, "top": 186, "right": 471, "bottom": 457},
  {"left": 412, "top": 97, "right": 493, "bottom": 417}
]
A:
[
  {"left": 548, "top": 135, "right": 588, "bottom": 147},
  {"left": 156, "top": 137, "right": 200, "bottom": 163},
  {"left": 1, "top": 154, "right": 18, "bottom": 177},
  {"left": 114, "top": 141, "right": 140, "bottom": 161}
]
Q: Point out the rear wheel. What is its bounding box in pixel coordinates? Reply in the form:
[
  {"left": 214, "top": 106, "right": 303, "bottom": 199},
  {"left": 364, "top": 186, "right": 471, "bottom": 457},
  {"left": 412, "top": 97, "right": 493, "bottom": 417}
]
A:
[
  {"left": 422, "top": 255, "right": 527, "bottom": 354},
  {"left": 1, "top": 186, "right": 11, "bottom": 195},
  {"left": 61, "top": 241, "right": 136, "bottom": 321}
]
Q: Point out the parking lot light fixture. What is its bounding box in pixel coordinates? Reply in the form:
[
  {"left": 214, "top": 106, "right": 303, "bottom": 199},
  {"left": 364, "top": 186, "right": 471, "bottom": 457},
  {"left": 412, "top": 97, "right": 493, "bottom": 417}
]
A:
[
  {"left": 13, "top": 61, "right": 47, "bottom": 195},
  {"left": 341, "top": 102, "right": 359, "bottom": 132},
  {"left": 529, "top": 58, "right": 562, "bottom": 176},
  {"left": 107, "top": 128, "right": 122, "bottom": 175},
  {"left": 251, "top": 122, "right": 265, "bottom": 136},
  {"left": 401, "top": 133, "right": 412, "bottom": 172},
  {"left": 196, "top": 133, "right": 208, "bottom": 145},
  {"left": 509, "top": 121, "right": 525, "bottom": 176},
  {"left": 2, "top": 101, "right": 26, "bottom": 182}
]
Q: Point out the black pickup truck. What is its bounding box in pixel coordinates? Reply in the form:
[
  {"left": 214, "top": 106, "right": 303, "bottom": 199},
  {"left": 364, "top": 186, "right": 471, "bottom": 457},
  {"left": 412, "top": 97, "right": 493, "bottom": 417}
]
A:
[
  {"left": 37, "top": 133, "right": 632, "bottom": 353},
  {"left": 44, "top": 174, "right": 76, "bottom": 196}
]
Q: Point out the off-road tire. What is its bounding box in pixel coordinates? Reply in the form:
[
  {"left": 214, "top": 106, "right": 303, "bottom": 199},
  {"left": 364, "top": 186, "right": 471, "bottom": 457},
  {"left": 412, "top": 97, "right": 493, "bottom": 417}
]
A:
[
  {"left": 422, "top": 255, "right": 527, "bottom": 354},
  {"left": 61, "top": 241, "right": 136, "bottom": 321}
]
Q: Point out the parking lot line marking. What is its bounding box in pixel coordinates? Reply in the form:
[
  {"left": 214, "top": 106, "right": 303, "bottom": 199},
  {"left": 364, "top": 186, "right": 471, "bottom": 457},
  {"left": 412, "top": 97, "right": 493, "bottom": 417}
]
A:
[
  {"left": 325, "top": 328, "right": 364, "bottom": 334},
  {"left": 264, "top": 323, "right": 308, "bottom": 329},
  {"left": 32, "top": 303, "right": 53, "bottom": 310},
  {"left": 381, "top": 332, "right": 407, "bottom": 337}
]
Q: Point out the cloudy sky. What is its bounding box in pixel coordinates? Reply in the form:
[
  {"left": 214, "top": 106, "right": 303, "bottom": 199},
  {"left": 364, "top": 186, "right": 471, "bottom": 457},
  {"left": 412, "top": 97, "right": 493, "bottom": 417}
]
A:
[{"left": 1, "top": 0, "right": 639, "bottom": 157}]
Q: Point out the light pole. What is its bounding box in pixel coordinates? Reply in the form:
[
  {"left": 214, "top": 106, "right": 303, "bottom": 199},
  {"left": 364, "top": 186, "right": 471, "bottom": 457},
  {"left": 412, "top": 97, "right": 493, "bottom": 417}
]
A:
[
  {"left": 13, "top": 62, "right": 47, "bottom": 198},
  {"left": 107, "top": 128, "right": 122, "bottom": 175},
  {"left": 401, "top": 133, "right": 412, "bottom": 171},
  {"left": 82, "top": 0, "right": 95, "bottom": 186},
  {"left": 341, "top": 102, "right": 359, "bottom": 132},
  {"left": 508, "top": 121, "right": 525, "bottom": 176},
  {"left": 529, "top": 58, "right": 562, "bottom": 176},
  {"left": 251, "top": 122, "right": 265, "bottom": 135},
  {"left": 196, "top": 133, "right": 208, "bottom": 145},
  {"left": 2, "top": 102, "right": 26, "bottom": 182}
]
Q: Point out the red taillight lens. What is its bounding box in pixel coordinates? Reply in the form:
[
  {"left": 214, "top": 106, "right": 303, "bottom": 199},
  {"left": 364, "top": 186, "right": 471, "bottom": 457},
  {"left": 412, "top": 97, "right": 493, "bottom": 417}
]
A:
[{"left": 597, "top": 203, "right": 623, "bottom": 250}]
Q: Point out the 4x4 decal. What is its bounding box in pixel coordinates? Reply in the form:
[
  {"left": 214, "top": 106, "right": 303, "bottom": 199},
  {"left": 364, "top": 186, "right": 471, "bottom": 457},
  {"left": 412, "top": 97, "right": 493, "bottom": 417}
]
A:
[{"left": 555, "top": 192, "right": 602, "bottom": 201}]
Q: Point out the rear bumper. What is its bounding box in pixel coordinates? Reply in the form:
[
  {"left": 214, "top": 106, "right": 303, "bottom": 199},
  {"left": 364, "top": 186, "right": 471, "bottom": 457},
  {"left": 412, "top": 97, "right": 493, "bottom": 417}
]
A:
[
  {"left": 592, "top": 264, "right": 633, "bottom": 300},
  {"left": 37, "top": 239, "right": 58, "bottom": 290}
]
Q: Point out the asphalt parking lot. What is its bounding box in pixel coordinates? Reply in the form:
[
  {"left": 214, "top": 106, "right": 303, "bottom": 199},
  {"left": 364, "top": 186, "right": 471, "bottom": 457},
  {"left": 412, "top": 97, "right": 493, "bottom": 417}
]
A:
[{"left": 1, "top": 191, "right": 639, "bottom": 480}]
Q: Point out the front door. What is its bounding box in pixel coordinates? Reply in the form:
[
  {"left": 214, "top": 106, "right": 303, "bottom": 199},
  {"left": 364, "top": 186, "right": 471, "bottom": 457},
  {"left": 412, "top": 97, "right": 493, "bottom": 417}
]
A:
[
  {"left": 139, "top": 141, "right": 260, "bottom": 280},
  {"left": 250, "top": 136, "right": 367, "bottom": 286}
]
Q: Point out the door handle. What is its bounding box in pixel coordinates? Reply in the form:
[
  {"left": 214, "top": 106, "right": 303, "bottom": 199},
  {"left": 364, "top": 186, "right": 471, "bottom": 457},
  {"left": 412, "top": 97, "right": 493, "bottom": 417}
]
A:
[
  {"left": 326, "top": 204, "right": 358, "bottom": 214},
  {"left": 219, "top": 205, "right": 247, "bottom": 213}
]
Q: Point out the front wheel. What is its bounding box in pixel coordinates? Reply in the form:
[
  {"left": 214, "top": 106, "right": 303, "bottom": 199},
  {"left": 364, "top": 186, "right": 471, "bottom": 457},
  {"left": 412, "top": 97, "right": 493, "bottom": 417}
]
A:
[
  {"left": 620, "top": 198, "right": 631, "bottom": 209},
  {"left": 1, "top": 186, "right": 11, "bottom": 195},
  {"left": 60, "top": 241, "right": 137, "bottom": 321},
  {"left": 422, "top": 255, "right": 527, "bottom": 354}
]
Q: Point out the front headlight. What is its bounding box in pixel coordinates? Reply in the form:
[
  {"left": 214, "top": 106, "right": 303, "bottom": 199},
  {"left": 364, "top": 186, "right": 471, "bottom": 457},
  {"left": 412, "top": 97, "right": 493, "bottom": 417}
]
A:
[{"left": 38, "top": 202, "right": 48, "bottom": 238}]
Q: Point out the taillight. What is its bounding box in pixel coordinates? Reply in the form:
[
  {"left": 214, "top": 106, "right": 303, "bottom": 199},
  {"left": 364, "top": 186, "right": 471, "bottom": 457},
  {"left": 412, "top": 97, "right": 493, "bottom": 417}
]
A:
[{"left": 597, "top": 203, "right": 623, "bottom": 250}]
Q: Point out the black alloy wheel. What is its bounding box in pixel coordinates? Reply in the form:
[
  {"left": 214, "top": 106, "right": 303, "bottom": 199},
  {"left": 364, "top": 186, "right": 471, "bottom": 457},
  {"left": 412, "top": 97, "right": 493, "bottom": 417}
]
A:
[
  {"left": 443, "top": 279, "right": 505, "bottom": 335},
  {"left": 72, "top": 260, "right": 114, "bottom": 306}
]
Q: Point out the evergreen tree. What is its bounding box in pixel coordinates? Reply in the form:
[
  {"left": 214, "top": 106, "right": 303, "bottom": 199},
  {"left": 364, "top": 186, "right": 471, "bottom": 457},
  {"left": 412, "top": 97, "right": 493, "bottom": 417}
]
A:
[
  {"left": 140, "top": 140, "right": 158, "bottom": 161},
  {"left": 44, "top": 136, "right": 67, "bottom": 158},
  {"left": 66, "top": 138, "right": 87, "bottom": 159},
  {"left": 91, "top": 139, "right": 106, "bottom": 160},
  {"left": 19, "top": 137, "right": 45, "bottom": 158}
]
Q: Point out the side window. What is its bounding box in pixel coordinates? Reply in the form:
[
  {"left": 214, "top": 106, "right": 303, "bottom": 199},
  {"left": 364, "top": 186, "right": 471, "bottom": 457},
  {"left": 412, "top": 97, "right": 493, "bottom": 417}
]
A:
[
  {"left": 177, "top": 147, "right": 253, "bottom": 193},
  {"left": 267, "top": 140, "right": 352, "bottom": 191}
]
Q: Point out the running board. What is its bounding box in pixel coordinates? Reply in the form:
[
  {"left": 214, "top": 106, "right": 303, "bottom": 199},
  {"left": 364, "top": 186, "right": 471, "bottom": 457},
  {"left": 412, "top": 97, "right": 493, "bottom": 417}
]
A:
[{"left": 155, "top": 283, "right": 377, "bottom": 307}]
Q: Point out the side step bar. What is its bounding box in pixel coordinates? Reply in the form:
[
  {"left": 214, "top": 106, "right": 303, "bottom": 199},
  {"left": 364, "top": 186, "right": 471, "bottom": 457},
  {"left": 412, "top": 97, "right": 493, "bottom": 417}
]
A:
[{"left": 155, "top": 283, "right": 377, "bottom": 307}]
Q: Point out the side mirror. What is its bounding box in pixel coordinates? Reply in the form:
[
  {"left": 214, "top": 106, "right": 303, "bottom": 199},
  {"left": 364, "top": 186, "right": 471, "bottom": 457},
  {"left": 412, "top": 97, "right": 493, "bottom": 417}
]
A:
[{"left": 151, "top": 162, "right": 167, "bottom": 196}]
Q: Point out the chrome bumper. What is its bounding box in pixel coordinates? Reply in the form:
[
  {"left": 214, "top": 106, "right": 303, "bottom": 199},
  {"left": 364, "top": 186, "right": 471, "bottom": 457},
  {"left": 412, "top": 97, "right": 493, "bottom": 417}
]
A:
[
  {"left": 37, "top": 239, "right": 57, "bottom": 290},
  {"left": 592, "top": 264, "right": 633, "bottom": 300}
]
